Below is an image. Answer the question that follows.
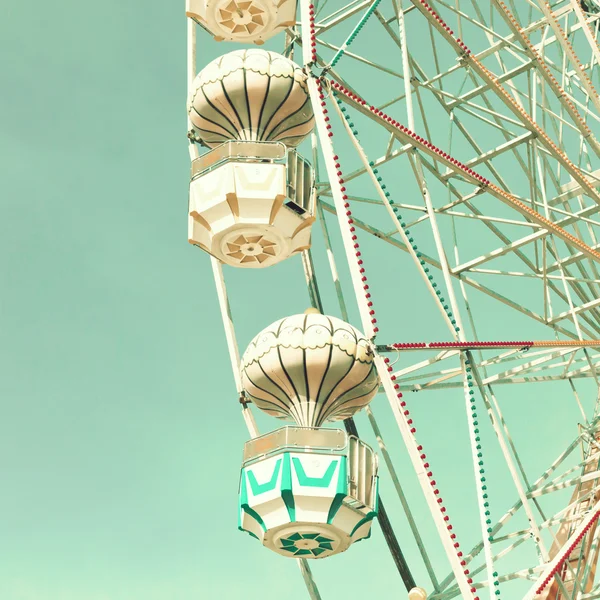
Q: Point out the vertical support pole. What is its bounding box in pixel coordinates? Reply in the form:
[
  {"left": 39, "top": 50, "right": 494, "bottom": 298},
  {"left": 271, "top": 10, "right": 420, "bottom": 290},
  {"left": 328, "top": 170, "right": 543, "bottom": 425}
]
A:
[
  {"left": 210, "top": 259, "right": 259, "bottom": 436},
  {"left": 313, "top": 132, "right": 351, "bottom": 321},
  {"left": 396, "top": 0, "right": 415, "bottom": 130},
  {"left": 187, "top": 17, "right": 200, "bottom": 162},
  {"left": 460, "top": 352, "right": 499, "bottom": 600},
  {"left": 407, "top": 155, "right": 464, "bottom": 340},
  {"left": 299, "top": 0, "right": 314, "bottom": 67},
  {"left": 298, "top": 560, "right": 322, "bottom": 600},
  {"left": 301, "top": 249, "right": 323, "bottom": 312}
]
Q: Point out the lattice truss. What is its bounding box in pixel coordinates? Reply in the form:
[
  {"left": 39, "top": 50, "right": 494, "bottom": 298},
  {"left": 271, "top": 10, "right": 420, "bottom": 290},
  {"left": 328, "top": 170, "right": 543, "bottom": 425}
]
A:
[{"left": 195, "top": 0, "right": 600, "bottom": 598}]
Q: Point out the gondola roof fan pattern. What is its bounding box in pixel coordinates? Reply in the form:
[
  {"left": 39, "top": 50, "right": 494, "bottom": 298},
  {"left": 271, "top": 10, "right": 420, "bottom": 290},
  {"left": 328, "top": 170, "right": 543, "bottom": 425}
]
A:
[{"left": 188, "top": 49, "right": 315, "bottom": 148}]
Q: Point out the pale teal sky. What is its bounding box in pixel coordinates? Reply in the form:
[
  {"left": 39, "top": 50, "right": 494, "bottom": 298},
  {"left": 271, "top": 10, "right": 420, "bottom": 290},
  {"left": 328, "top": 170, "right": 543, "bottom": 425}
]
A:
[{"left": 1, "top": 1, "right": 595, "bottom": 599}]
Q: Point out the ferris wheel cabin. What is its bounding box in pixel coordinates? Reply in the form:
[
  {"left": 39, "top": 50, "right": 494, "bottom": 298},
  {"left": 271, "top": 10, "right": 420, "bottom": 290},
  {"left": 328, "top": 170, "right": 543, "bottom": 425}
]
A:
[
  {"left": 238, "top": 426, "right": 379, "bottom": 559},
  {"left": 186, "top": 0, "right": 298, "bottom": 44},
  {"left": 188, "top": 140, "right": 314, "bottom": 267},
  {"left": 187, "top": 47, "right": 316, "bottom": 268}
]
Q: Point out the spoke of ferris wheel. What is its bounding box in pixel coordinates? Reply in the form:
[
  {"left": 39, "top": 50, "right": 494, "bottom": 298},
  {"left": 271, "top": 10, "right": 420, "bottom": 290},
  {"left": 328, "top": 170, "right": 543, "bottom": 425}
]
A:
[
  {"left": 535, "top": 439, "right": 600, "bottom": 489},
  {"left": 469, "top": 353, "right": 550, "bottom": 557},
  {"left": 399, "top": 367, "right": 600, "bottom": 390},
  {"left": 404, "top": 358, "right": 598, "bottom": 383},
  {"left": 529, "top": 466, "right": 600, "bottom": 500},
  {"left": 391, "top": 350, "right": 599, "bottom": 387}
]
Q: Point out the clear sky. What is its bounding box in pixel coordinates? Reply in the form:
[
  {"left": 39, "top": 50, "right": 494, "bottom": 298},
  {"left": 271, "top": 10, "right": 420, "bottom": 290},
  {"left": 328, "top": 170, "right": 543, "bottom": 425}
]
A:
[{"left": 1, "top": 1, "right": 594, "bottom": 600}]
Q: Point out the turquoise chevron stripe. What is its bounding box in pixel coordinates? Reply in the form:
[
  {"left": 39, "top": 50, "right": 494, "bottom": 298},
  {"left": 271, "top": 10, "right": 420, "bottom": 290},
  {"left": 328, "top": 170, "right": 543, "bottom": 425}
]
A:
[
  {"left": 350, "top": 510, "right": 377, "bottom": 537},
  {"left": 247, "top": 458, "right": 282, "bottom": 496},
  {"left": 292, "top": 457, "right": 339, "bottom": 487},
  {"left": 327, "top": 457, "right": 348, "bottom": 524},
  {"left": 350, "top": 476, "right": 379, "bottom": 538},
  {"left": 280, "top": 453, "right": 296, "bottom": 522},
  {"left": 239, "top": 470, "right": 267, "bottom": 533}
]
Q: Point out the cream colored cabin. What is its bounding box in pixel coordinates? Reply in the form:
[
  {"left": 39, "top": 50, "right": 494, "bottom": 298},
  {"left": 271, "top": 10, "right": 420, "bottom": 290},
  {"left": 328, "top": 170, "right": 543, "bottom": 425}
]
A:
[
  {"left": 188, "top": 141, "right": 314, "bottom": 268},
  {"left": 186, "top": 0, "right": 297, "bottom": 44}
]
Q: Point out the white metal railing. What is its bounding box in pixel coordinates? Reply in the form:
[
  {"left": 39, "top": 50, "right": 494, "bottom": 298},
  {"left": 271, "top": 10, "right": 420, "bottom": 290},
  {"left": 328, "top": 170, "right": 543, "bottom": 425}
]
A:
[
  {"left": 190, "top": 140, "right": 287, "bottom": 179},
  {"left": 243, "top": 426, "right": 347, "bottom": 463}
]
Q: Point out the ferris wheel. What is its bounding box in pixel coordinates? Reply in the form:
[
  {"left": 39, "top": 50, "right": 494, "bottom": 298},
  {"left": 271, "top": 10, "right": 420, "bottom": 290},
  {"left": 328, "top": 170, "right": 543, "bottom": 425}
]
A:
[{"left": 184, "top": 0, "right": 600, "bottom": 598}]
